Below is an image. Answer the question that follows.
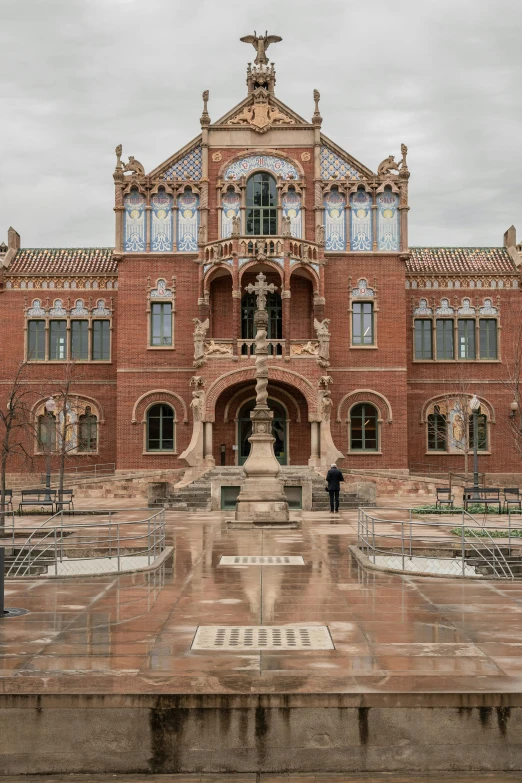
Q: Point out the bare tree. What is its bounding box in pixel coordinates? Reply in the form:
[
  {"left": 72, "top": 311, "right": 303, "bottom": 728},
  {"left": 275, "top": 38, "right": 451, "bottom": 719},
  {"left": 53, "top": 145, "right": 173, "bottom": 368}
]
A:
[
  {"left": 426, "top": 369, "right": 486, "bottom": 479},
  {"left": 40, "top": 362, "right": 97, "bottom": 503},
  {"left": 0, "top": 361, "right": 35, "bottom": 530}
]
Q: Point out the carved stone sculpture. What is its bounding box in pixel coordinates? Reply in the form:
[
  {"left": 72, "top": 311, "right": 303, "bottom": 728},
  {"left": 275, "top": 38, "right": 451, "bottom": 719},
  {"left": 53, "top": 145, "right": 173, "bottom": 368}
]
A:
[
  {"left": 123, "top": 156, "right": 145, "bottom": 177},
  {"left": 377, "top": 155, "right": 400, "bottom": 177},
  {"left": 193, "top": 318, "right": 209, "bottom": 367},
  {"left": 320, "top": 390, "right": 333, "bottom": 421},
  {"left": 205, "top": 341, "right": 233, "bottom": 355},
  {"left": 239, "top": 31, "right": 282, "bottom": 65},
  {"left": 190, "top": 389, "right": 205, "bottom": 421},
  {"left": 231, "top": 216, "right": 241, "bottom": 236},
  {"left": 314, "top": 317, "right": 331, "bottom": 367},
  {"left": 316, "top": 224, "right": 325, "bottom": 246},
  {"left": 282, "top": 216, "right": 291, "bottom": 237},
  {"left": 198, "top": 224, "right": 207, "bottom": 245}
]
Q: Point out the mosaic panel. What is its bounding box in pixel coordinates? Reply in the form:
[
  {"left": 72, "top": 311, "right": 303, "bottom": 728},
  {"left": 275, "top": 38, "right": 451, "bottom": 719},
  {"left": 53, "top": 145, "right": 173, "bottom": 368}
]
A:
[
  {"left": 177, "top": 190, "right": 199, "bottom": 252},
  {"left": 350, "top": 190, "right": 372, "bottom": 251},
  {"left": 221, "top": 190, "right": 241, "bottom": 238},
  {"left": 163, "top": 145, "right": 202, "bottom": 181},
  {"left": 124, "top": 191, "right": 146, "bottom": 252},
  {"left": 151, "top": 191, "right": 173, "bottom": 252},
  {"left": 320, "top": 145, "right": 360, "bottom": 180},
  {"left": 377, "top": 189, "right": 400, "bottom": 251},
  {"left": 323, "top": 189, "right": 346, "bottom": 251},
  {"left": 224, "top": 154, "right": 299, "bottom": 181},
  {"left": 282, "top": 188, "right": 302, "bottom": 238}
]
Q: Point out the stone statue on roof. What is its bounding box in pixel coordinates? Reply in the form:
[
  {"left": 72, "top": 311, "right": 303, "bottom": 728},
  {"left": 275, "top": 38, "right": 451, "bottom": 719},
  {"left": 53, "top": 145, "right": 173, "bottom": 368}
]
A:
[{"left": 240, "top": 31, "right": 282, "bottom": 65}]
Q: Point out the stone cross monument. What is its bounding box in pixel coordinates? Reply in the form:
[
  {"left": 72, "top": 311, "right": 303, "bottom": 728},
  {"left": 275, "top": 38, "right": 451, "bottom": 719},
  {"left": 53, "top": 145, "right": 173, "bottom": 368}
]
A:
[{"left": 232, "top": 272, "right": 291, "bottom": 527}]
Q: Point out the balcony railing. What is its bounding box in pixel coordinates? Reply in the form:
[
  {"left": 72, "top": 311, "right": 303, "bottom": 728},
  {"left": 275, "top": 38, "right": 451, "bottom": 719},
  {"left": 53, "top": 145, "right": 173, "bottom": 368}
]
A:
[
  {"left": 238, "top": 339, "right": 285, "bottom": 357},
  {"left": 201, "top": 236, "right": 322, "bottom": 264}
]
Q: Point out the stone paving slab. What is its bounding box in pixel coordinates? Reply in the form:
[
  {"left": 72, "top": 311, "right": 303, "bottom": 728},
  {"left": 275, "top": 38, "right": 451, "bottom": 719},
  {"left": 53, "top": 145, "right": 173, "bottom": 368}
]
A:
[
  {"left": 2, "top": 506, "right": 522, "bottom": 694},
  {"left": 0, "top": 774, "right": 520, "bottom": 781}
]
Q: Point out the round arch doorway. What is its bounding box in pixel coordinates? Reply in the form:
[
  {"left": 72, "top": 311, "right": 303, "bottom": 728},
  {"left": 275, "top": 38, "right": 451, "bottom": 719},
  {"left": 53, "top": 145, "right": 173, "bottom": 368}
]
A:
[{"left": 238, "top": 397, "right": 287, "bottom": 465}]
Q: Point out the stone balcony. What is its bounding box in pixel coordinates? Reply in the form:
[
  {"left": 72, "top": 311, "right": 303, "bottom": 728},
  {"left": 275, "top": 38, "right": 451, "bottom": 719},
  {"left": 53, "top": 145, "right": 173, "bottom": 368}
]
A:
[
  {"left": 200, "top": 235, "right": 323, "bottom": 265},
  {"left": 204, "top": 338, "right": 321, "bottom": 360}
]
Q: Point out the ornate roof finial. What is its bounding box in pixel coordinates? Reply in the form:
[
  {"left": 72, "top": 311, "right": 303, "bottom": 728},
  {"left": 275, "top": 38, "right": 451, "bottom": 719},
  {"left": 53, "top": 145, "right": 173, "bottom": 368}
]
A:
[
  {"left": 240, "top": 31, "right": 282, "bottom": 65},
  {"left": 115, "top": 144, "right": 123, "bottom": 170},
  {"left": 312, "top": 89, "right": 322, "bottom": 126},
  {"left": 200, "top": 90, "right": 210, "bottom": 127}
]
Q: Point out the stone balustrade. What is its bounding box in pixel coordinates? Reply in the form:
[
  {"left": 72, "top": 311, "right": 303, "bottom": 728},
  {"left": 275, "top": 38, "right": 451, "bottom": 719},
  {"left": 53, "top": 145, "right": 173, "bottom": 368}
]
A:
[{"left": 201, "top": 235, "right": 323, "bottom": 264}]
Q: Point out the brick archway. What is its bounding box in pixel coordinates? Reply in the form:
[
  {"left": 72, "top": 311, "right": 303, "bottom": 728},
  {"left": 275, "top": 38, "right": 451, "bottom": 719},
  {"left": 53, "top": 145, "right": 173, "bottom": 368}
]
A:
[{"left": 204, "top": 366, "right": 318, "bottom": 422}]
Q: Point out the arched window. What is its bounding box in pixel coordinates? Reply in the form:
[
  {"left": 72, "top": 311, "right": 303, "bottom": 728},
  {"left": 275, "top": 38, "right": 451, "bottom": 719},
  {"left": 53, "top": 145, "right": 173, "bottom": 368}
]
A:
[
  {"left": 350, "top": 403, "right": 378, "bottom": 452},
  {"left": 38, "top": 413, "right": 56, "bottom": 452},
  {"left": 246, "top": 173, "right": 277, "bottom": 235},
  {"left": 147, "top": 404, "right": 175, "bottom": 452},
  {"left": 427, "top": 405, "right": 447, "bottom": 451},
  {"left": 78, "top": 406, "right": 98, "bottom": 453},
  {"left": 241, "top": 290, "right": 282, "bottom": 347}
]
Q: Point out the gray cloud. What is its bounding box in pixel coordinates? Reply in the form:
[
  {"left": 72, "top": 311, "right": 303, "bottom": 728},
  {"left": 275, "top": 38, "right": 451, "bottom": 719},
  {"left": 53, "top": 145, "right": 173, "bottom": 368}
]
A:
[{"left": 1, "top": 0, "right": 521, "bottom": 247}]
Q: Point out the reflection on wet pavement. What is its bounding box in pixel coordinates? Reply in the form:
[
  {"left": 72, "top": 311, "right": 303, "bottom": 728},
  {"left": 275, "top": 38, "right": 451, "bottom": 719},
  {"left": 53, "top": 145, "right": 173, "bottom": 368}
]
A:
[{"left": 2, "top": 508, "right": 522, "bottom": 693}]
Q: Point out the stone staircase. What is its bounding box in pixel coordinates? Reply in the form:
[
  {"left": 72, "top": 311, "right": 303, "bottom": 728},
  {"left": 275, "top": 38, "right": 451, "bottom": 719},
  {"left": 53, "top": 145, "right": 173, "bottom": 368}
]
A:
[{"left": 150, "top": 465, "right": 368, "bottom": 511}]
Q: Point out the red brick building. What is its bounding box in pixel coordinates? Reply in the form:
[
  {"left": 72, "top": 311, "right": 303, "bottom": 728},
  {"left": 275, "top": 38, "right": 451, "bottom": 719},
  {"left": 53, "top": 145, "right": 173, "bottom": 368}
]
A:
[{"left": 2, "top": 37, "right": 522, "bottom": 484}]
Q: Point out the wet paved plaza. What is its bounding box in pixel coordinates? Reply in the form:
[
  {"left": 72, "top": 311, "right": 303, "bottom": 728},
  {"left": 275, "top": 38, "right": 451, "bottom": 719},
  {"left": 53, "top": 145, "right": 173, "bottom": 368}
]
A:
[{"left": 2, "top": 505, "right": 522, "bottom": 695}]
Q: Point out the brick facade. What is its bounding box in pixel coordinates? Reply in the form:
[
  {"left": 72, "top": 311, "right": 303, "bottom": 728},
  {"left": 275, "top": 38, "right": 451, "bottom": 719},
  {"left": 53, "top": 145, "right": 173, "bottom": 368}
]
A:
[{"left": 1, "top": 49, "right": 522, "bottom": 478}]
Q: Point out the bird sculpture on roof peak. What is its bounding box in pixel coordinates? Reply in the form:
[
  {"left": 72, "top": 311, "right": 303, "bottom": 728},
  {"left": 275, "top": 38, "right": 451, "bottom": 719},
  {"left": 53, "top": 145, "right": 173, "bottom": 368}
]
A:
[{"left": 240, "top": 31, "right": 282, "bottom": 65}]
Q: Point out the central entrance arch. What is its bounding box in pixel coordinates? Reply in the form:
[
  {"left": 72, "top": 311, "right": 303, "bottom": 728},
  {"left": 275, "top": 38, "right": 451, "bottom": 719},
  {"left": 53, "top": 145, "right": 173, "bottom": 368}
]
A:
[{"left": 238, "top": 397, "right": 287, "bottom": 465}]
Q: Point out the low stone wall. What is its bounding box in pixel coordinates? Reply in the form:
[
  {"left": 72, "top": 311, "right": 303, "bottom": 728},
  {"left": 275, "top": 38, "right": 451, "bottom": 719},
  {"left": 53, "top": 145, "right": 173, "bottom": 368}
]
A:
[{"left": 0, "top": 693, "right": 521, "bottom": 773}]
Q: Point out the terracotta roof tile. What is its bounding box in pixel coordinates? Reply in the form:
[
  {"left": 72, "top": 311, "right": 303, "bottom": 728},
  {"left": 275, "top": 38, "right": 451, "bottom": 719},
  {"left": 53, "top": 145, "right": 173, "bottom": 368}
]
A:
[
  {"left": 407, "top": 247, "right": 516, "bottom": 274},
  {"left": 9, "top": 248, "right": 116, "bottom": 276}
]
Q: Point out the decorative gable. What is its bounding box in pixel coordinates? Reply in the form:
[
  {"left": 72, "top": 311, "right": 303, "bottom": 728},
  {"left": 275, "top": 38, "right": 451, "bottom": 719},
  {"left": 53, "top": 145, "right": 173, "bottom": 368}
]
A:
[
  {"left": 162, "top": 145, "right": 202, "bottom": 181},
  {"left": 320, "top": 144, "right": 361, "bottom": 181}
]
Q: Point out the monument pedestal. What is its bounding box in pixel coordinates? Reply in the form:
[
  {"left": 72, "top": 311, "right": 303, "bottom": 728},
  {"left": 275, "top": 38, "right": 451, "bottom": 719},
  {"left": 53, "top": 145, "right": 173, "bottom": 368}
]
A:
[{"left": 229, "top": 408, "right": 296, "bottom": 529}]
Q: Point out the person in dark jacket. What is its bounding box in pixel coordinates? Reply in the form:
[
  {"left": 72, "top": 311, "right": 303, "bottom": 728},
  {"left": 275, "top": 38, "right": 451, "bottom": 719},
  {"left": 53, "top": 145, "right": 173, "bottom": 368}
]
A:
[{"left": 326, "top": 463, "right": 344, "bottom": 513}]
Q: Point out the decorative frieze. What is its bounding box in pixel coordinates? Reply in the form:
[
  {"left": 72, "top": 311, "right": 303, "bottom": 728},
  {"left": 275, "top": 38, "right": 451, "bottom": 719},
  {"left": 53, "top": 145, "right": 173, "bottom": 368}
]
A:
[{"left": 406, "top": 276, "right": 518, "bottom": 290}]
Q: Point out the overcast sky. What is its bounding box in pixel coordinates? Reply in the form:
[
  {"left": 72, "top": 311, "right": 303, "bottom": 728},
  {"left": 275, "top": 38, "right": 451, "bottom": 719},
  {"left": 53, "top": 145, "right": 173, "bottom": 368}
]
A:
[{"left": 1, "top": 0, "right": 521, "bottom": 248}]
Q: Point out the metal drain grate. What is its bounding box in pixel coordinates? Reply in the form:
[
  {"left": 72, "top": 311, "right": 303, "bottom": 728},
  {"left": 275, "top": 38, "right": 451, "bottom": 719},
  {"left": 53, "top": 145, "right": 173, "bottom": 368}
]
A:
[
  {"left": 191, "top": 625, "right": 334, "bottom": 650},
  {"left": 219, "top": 555, "right": 304, "bottom": 566},
  {"left": 1, "top": 608, "right": 29, "bottom": 618}
]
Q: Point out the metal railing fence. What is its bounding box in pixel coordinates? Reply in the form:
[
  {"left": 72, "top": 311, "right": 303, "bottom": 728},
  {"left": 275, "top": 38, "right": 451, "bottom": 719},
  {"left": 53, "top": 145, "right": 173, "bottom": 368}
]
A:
[
  {"left": 6, "top": 507, "right": 166, "bottom": 578},
  {"left": 357, "top": 506, "right": 519, "bottom": 579}
]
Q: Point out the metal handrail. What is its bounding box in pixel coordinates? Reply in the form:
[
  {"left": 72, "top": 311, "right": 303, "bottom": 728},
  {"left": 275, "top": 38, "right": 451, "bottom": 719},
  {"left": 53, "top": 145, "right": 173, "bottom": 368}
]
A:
[
  {"left": 6, "top": 507, "right": 166, "bottom": 578},
  {"left": 357, "top": 506, "right": 516, "bottom": 579}
]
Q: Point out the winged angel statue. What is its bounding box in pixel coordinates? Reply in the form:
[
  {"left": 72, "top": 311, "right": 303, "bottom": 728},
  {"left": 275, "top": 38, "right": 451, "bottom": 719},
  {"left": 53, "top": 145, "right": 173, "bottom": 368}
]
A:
[{"left": 240, "top": 32, "right": 282, "bottom": 65}]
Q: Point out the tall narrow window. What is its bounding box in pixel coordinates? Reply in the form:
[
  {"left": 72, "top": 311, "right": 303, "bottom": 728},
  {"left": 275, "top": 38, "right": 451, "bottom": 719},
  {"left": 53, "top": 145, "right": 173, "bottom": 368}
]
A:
[
  {"left": 414, "top": 320, "right": 433, "bottom": 359},
  {"left": 350, "top": 403, "right": 378, "bottom": 451},
  {"left": 147, "top": 404, "right": 175, "bottom": 452},
  {"left": 458, "top": 319, "right": 476, "bottom": 359},
  {"left": 38, "top": 413, "right": 56, "bottom": 452},
  {"left": 469, "top": 412, "right": 488, "bottom": 451},
  {"left": 49, "top": 320, "right": 67, "bottom": 360},
  {"left": 70, "top": 320, "right": 89, "bottom": 360},
  {"left": 28, "top": 320, "right": 45, "bottom": 360},
  {"left": 246, "top": 173, "right": 277, "bottom": 236},
  {"left": 150, "top": 302, "right": 172, "bottom": 346},
  {"left": 427, "top": 406, "right": 447, "bottom": 451},
  {"left": 241, "top": 292, "right": 282, "bottom": 340},
  {"left": 436, "top": 319, "right": 454, "bottom": 359},
  {"left": 78, "top": 407, "right": 98, "bottom": 452},
  {"left": 92, "top": 320, "right": 110, "bottom": 360},
  {"left": 479, "top": 319, "right": 497, "bottom": 359},
  {"left": 352, "top": 302, "right": 374, "bottom": 345}
]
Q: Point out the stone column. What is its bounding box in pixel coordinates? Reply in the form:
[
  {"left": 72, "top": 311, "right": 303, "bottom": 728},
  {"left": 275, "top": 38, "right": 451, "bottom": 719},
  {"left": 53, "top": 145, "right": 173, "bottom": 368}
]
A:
[
  {"left": 204, "top": 421, "right": 215, "bottom": 466},
  {"left": 308, "top": 420, "right": 321, "bottom": 466},
  {"left": 233, "top": 273, "right": 291, "bottom": 527}
]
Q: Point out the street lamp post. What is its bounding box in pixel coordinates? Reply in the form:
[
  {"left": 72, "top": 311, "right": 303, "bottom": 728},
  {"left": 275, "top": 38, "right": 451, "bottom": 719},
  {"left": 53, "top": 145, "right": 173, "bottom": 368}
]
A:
[
  {"left": 469, "top": 394, "right": 481, "bottom": 500},
  {"left": 43, "top": 397, "right": 57, "bottom": 502}
]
